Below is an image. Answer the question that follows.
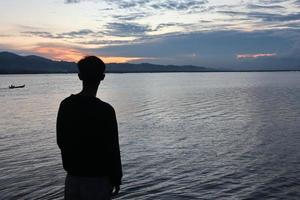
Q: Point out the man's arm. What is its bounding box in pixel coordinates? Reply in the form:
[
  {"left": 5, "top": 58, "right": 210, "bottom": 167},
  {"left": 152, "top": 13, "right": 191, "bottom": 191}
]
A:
[
  {"left": 56, "top": 101, "right": 65, "bottom": 150},
  {"left": 109, "top": 107, "right": 123, "bottom": 189}
]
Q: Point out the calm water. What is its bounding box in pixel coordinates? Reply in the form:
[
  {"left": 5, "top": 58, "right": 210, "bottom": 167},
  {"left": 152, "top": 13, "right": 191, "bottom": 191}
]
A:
[{"left": 0, "top": 72, "right": 300, "bottom": 199}]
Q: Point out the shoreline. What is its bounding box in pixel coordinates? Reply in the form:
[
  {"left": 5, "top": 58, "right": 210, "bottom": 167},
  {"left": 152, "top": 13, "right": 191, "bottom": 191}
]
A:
[{"left": 0, "top": 70, "right": 300, "bottom": 75}]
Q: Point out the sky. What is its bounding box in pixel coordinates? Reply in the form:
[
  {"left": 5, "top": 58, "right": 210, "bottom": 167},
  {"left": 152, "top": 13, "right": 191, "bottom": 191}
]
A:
[{"left": 0, "top": 0, "right": 300, "bottom": 68}]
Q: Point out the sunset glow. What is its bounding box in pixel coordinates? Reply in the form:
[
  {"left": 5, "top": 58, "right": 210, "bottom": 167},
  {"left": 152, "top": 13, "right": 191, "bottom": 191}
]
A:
[
  {"left": 0, "top": 0, "right": 300, "bottom": 68},
  {"left": 237, "top": 53, "right": 277, "bottom": 59},
  {"left": 31, "top": 46, "right": 147, "bottom": 63},
  {"left": 100, "top": 56, "right": 148, "bottom": 64},
  {"left": 33, "top": 47, "right": 84, "bottom": 62}
]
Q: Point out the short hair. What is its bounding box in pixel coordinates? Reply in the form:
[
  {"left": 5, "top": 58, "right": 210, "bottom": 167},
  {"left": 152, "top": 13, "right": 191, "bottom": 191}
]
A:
[{"left": 78, "top": 56, "right": 106, "bottom": 81}]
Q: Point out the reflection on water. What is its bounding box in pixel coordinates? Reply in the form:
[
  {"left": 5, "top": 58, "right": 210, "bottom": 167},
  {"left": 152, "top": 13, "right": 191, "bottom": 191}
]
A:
[{"left": 0, "top": 72, "right": 300, "bottom": 199}]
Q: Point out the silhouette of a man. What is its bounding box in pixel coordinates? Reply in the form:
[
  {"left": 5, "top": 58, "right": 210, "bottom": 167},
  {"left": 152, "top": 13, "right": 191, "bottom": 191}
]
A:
[{"left": 57, "top": 56, "right": 122, "bottom": 200}]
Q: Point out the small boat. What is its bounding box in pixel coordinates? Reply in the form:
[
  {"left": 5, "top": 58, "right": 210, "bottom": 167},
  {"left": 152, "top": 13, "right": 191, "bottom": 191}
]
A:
[{"left": 9, "top": 84, "right": 25, "bottom": 89}]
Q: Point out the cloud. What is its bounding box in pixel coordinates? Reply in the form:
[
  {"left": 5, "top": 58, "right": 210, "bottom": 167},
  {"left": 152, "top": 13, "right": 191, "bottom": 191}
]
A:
[
  {"left": 246, "top": 4, "right": 284, "bottom": 9},
  {"left": 22, "top": 31, "right": 61, "bottom": 39},
  {"left": 112, "top": 13, "right": 149, "bottom": 21},
  {"left": 153, "top": 23, "right": 186, "bottom": 31},
  {"left": 99, "top": 56, "right": 149, "bottom": 63},
  {"left": 150, "top": 0, "right": 208, "bottom": 11},
  {"left": 33, "top": 46, "right": 84, "bottom": 61},
  {"left": 60, "top": 29, "right": 97, "bottom": 38},
  {"left": 78, "top": 39, "right": 133, "bottom": 45},
  {"left": 28, "top": 43, "right": 149, "bottom": 63},
  {"left": 65, "top": 0, "right": 138, "bottom": 5},
  {"left": 237, "top": 53, "right": 277, "bottom": 59},
  {"left": 104, "top": 22, "right": 151, "bottom": 37},
  {"left": 4, "top": 0, "right": 300, "bottom": 68},
  {"left": 62, "top": 0, "right": 297, "bottom": 33},
  {"left": 108, "top": 0, "right": 151, "bottom": 9},
  {"left": 64, "top": 0, "right": 81, "bottom": 4},
  {"left": 252, "top": 12, "right": 300, "bottom": 22},
  {"left": 8, "top": 28, "right": 300, "bottom": 68},
  {"left": 64, "top": 0, "right": 208, "bottom": 10},
  {"left": 83, "top": 28, "right": 300, "bottom": 68},
  {"left": 219, "top": 11, "right": 300, "bottom": 23},
  {"left": 22, "top": 29, "right": 100, "bottom": 39},
  {"left": 102, "top": 0, "right": 208, "bottom": 12},
  {"left": 258, "top": 0, "right": 286, "bottom": 3}
]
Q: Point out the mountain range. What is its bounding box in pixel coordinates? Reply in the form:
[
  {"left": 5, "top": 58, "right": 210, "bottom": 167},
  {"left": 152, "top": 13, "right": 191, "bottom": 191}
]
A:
[
  {"left": 1, "top": 52, "right": 299, "bottom": 74},
  {"left": 0, "top": 52, "right": 215, "bottom": 74}
]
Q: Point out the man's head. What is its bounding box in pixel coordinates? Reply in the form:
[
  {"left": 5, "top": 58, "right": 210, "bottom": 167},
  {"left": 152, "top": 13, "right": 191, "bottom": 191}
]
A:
[{"left": 78, "top": 56, "right": 106, "bottom": 85}]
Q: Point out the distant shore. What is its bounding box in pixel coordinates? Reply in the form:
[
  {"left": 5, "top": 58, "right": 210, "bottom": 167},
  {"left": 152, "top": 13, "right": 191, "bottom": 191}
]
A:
[
  {"left": 1, "top": 70, "right": 300, "bottom": 75},
  {"left": 1, "top": 52, "right": 300, "bottom": 74}
]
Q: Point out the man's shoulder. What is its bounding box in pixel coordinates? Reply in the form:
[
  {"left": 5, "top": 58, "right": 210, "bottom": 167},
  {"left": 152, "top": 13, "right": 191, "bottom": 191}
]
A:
[
  {"left": 59, "top": 95, "right": 115, "bottom": 112},
  {"left": 59, "top": 95, "right": 74, "bottom": 106},
  {"left": 98, "top": 100, "right": 115, "bottom": 113}
]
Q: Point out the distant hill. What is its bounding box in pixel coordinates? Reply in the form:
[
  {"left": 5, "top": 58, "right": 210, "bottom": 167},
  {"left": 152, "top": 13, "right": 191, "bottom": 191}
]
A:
[
  {"left": 0, "top": 52, "right": 76, "bottom": 73},
  {"left": 0, "top": 52, "right": 214, "bottom": 74},
  {"left": 107, "top": 63, "right": 214, "bottom": 73}
]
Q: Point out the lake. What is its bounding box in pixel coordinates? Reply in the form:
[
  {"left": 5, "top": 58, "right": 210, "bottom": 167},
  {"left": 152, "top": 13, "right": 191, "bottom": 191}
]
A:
[{"left": 0, "top": 72, "right": 300, "bottom": 199}]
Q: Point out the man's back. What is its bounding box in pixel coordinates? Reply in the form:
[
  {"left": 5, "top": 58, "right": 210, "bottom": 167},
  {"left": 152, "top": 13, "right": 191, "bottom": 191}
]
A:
[{"left": 57, "top": 94, "right": 122, "bottom": 186}]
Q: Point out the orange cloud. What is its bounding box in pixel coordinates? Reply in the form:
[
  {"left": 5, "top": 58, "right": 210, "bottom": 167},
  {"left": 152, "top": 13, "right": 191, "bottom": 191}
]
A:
[
  {"left": 100, "top": 56, "right": 146, "bottom": 63},
  {"left": 237, "top": 53, "right": 276, "bottom": 59},
  {"left": 32, "top": 46, "right": 146, "bottom": 63},
  {"left": 33, "top": 47, "right": 84, "bottom": 61}
]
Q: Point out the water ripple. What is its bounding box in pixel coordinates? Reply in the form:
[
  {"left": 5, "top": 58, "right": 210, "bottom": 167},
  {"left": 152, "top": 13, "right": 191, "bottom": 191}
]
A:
[{"left": 1, "top": 73, "right": 300, "bottom": 199}]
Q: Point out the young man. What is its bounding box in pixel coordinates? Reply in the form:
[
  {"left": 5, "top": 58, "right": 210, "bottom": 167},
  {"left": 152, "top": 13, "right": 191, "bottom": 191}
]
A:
[{"left": 57, "top": 56, "right": 122, "bottom": 200}]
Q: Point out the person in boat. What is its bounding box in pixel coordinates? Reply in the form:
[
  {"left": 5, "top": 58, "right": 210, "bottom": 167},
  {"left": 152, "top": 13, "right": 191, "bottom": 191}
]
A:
[
  {"left": 9, "top": 84, "right": 25, "bottom": 88},
  {"left": 56, "top": 56, "right": 122, "bottom": 200}
]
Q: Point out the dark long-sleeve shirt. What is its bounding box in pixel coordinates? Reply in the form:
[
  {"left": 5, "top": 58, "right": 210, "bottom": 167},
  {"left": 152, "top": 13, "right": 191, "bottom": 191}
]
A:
[{"left": 56, "top": 94, "right": 122, "bottom": 186}]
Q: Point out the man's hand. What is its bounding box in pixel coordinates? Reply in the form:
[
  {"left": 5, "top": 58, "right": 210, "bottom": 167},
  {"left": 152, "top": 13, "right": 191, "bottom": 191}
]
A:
[{"left": 111, "top": 185, "right": 120, "bottom": 197}]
